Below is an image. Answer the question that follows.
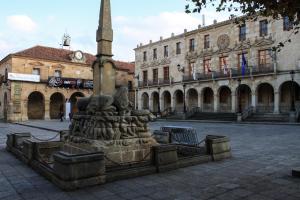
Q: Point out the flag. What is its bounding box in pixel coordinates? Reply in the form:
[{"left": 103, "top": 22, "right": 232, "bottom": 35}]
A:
[
  {"left": 223, "top": 57, "right": 229, "bottom": 75},
  {"left": 241, "top": 52, "right": 247, "bottom": 76}
]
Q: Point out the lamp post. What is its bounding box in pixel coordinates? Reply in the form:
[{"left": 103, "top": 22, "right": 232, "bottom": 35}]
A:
[
  {"left": 237, "top": 78, "right": 242, "bottom": 114},
  {"left": 183, "top": 84, "right": 187, "bottom": 114},
  {"left": 290, "top": 70, "right": 296, "bottom": 112},
  {"left": 135, "top": 74, "right": 140, "bottom": 110},
  {"left": 157, "top": 87, "right": 161, "bottom": 116},
  {"left": 135, "top": 89, "right": 138, "bottom": 110}
]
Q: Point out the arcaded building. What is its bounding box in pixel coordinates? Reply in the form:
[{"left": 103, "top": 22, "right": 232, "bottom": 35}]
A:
[
  {"left": 135, "top": 16, "right": 300, "bottom": 121},
  {"left": 0, "top": 46, "right": 135, "bottom": 122}
]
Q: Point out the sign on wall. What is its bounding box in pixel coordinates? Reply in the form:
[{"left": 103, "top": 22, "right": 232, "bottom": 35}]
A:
[
  {"left": 13, "top": 82, "right": 22, "bottom": 113},
  {"left": 8, "top": 73, "right": 40, "bottom": 82},
  {"left": 48, "top": 77, "right": 93, "bottom": 89}
]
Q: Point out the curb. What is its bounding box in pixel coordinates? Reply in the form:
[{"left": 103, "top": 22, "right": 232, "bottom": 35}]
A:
[{"left": 155, "top": 119, "right": 300, "bottom": 126}]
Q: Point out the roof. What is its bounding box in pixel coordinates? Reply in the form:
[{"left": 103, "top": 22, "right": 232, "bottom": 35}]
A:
[{"left": 11, "top": 45, "right": 134, "bottom": 73}]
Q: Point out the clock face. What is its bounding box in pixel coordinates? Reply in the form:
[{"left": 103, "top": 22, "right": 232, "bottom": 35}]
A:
[{"left": 75, "top": 51, "right": 83, "bottom": 60}]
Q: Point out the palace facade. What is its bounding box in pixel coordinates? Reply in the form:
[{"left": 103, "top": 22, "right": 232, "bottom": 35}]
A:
[
  {"left": 0, "top": 46, "right": 135, "bottom": 122},
  {"left": 135, "top": 16, "right": 300, "bottom": 121}
]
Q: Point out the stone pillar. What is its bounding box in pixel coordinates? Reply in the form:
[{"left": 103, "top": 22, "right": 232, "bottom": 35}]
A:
[
  {"left": 198, "top": 92, "right": 202, "bottom": 111},
  {"left": 21, "top": 100, "right": 28, "bottom": 121},
  {"left": 251, "top": 94, "right": 256, "bottom": 112},
  {"left": 149, "top": 97, "right": 153, "bottom": 112},
  {"left": 214, "top": 94, "right": 219, "bottom": 112},
  {"left": 231, "top": 94, "right": 236, "bottom": 113},
  {"left": 44, "top": 100, "right": 50, "bottom": 120},
  {"left": 274, "top": 91, "right": 279, "bottom": 113}
]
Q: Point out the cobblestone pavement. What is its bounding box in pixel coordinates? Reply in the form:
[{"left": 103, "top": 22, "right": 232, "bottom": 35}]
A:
[{"left": 1, "top": 121, "right": 300, "bottom": 200}]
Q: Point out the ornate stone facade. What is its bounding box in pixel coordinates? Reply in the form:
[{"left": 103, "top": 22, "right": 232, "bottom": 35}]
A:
[
  {"left": 0, "top": 46, "right": 135, "bottom": 122},
  {"left": 135, "top": 16, "right": 300, "bottom": 118}
]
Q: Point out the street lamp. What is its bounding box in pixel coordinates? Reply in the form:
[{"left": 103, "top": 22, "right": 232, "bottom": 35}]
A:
[
  {"left": 290, "top": 70, "right": 296, "bottom": 112},
  {"left": 237, "top": 78, "right": 242, "bottom": 114},
  {"left": 157, "top": 87, "right": 161, "bottom": 115},
  {"left": 135, "top": 89, "right": 138, "bottom": 110},
  {"left": 183, "top": 84, "right": 187, "bottom": 114},
  {"left": 135, "top": 74, "right": 140, "bottom": 110}
]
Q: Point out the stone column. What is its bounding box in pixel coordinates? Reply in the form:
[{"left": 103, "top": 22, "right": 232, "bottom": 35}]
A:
[
  {"left": 214, "top": 94, "right": 219, "bottom": 112},
  {"left": 231, "top": 94, "right": 236, "bottom": 113},
  {"left": 251, "top": 94, "right": 256, "bottom": 112},
  {"left": 44, "top": 100, "right": 50, "bottom": 120},
  {"left": 274, "top": 91, "right": 279, "bottom": 113},
  {"left": 21, "top": 100, "right": 28, "bottom": 121},
  {"left": 198, "top": 92, "right": 202, "bottom": 111},
  {"left": 149, "top": 97, "right": 153, "bottom": 112}
]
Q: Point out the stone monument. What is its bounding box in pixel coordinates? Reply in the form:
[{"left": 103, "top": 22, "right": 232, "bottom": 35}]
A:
[{"left": 67, "top": 0, "right": 157, "bottom": 166}]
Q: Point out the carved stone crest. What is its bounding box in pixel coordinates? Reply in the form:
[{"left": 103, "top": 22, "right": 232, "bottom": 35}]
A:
[{"left": 217, "top": 34, "right": 230, "bottom": 50}]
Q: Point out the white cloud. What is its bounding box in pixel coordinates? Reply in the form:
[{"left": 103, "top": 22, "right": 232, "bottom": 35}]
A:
[
  {"left": 6, "top": 15, "right": 37, "bottom": 32},
  {"left": 47, "top": 15, "right": 56, "bottom": 23},
  {"left": 112, "top": 11, "right": 229, "bottom": 61}
]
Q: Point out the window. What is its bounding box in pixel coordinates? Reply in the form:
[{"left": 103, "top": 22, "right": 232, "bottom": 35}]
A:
[
  {"left": 163, "top": 67, "right": 169, "bottom": 81},
  {"left": 128, "top": 81, "right": 133, "bottom": 90},
  {"left": 189, "top": 38, "right": 195, "bottom": 52},
  {"left": 219, "top": 56, "right": 229, "bottom": 74},
  {"left": 176, "top": 42, "right": 181, "bottom": 55},
  {"left": 283, "top": 16, "right": 293, "bottom": 31},
  {"left": 238, "top": 53, "right": 248, "bottom": 69},
  {"left": 143, "top": 51, "right": 147, "bottom": 62},
  {"left": 188, "top": 62, "right": 195, "bottom": 76},
  {"left": 258, "top": 50, "right": 271, "bottom": 66},
  {"left": 143, "top": 71, "right": 148, "bottom": 84},
  {"left": 164, "top": 46, "right": 169, "bottom": 58},
  {"left": 204, "top": 35, "right": 210, "bottom": 49},
  {"left": 153, "top": 48, "right": 157, "bottom": 60},
  {"left": 259, "top": 20, "right": 268, "bottom": 37},
  {"left": 54, "top": 70, "right": 61, "bottom": 77},
  {"left": 32, "top": 68, "right": 40, "bottom": 75},
  {"left": 203, "top": 59, "right": 211, "bottom": 74},
  {"left": 153, "top": 69, "right": 158, "bottom": 83},
  {"left": 239, "top": 24, "right": 246, "bottom": 41}
]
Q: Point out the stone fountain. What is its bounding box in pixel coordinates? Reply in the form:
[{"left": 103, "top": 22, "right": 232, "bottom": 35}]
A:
[{"left": 66, "top": 0, "right": 157, "bottom": 166}]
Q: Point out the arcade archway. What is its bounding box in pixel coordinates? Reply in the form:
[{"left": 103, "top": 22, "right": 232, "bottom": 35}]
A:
[{"left": 28, "top": 92, "right": 45, "bottom": 120}]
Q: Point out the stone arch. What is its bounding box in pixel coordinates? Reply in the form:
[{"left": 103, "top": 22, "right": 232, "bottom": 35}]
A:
[
  {"left": 3, "top": 92, "right": 8, "bottom": 122},
  {"left": 69, "top": 92, "right": 85, "bottom": 115},
  {"left": 219, "top": 86, "right": 232, "bottom": 112},
  {"left": 202, "top": 87, "right": 214, "bottom": 112},
  {"left": 161, "top": 90, "right": 171, "bottom": 111},
  {"left": 50, "top": 92, "right": 65, "bottom": 119},
  {"left": 28, "top": 91, "right": 45, "bottom": 120},
  {"left": 236, "top": 84, "right": 252, "bottom": 112},
  {"left": 151, "top": 91, "right": 160, "bottom": 113},
  {"left": 256, "top": 83, "right": 274, "bottom": 113},
  {"left": 187, "top": 88, "right": 198, "bottom": 110},
  {"left": 174, "top": 90, "right": 184, "bottom": 112},
  {"left": 141, "top": 92, "right": 149, "bottom": 109},
  {"left": 279, "top": 81, "right": 300, "bottom": 113}
]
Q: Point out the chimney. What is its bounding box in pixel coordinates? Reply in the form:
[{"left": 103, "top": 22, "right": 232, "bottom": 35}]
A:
[
  {"left": 171, "top": 33, "right": 175, "bottom": 37},
  {"left": 202, "top": 15, "right": 205, "bottom": 26},
  {"left": 149, "top": 40, "right": 152, "bottom": 44},
  {"left": 184, "top": 29, "right": 187, "bottom": 33},
  {"left": 160, "top": 36, "right": 163, "bottom": 41},
  {"left": 213, "top": 19, "right": 217, "bottom": 24},
  {"left": 198, "top": 24, "right": 202, "bottom": 29}
]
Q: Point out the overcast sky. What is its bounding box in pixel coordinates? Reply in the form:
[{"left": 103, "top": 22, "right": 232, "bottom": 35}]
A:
[{"left": 0, "top": 0, "right": 233, "bottom": 62}]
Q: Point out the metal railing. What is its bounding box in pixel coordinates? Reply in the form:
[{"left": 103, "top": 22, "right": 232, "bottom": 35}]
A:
[
  {"left": 242, "top": 106, "right": 254, "bottom": 120},
  {"left": 138, "top": 78, "right": 172, "bottom": 88},
  {"left": 181, "top": 64, "right": 275, "bottom": 83}
]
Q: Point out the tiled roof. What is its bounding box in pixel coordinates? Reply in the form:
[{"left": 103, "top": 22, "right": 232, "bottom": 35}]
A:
[{"left": 12, "top": 45, "right": 134, "bottom": 73}]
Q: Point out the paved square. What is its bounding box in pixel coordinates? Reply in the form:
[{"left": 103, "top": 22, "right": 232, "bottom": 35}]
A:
[{"left": 1, "top": 121, "right": 300, "bottom": 200}]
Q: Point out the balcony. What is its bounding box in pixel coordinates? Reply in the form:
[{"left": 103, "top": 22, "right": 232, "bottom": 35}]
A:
[
  {"left": 138, "top": 78, "right": 172, "bottom": 88},
  {"left": 182, "top": 64, "right": 275, "bottom": 83}
]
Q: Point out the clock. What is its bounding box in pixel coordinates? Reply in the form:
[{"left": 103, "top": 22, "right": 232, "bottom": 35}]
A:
[{"left": 75, "top": 51, "right": 83, "bottom": 60}]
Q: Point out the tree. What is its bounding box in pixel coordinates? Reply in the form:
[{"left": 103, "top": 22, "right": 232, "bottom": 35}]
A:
[{"left": 185, "top": 0, "right": 300, "bottom": 51}]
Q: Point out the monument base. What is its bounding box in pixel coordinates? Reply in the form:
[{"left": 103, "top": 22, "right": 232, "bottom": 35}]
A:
[{"left": 66, "top": 136, "right": 158, "bottom": 166}]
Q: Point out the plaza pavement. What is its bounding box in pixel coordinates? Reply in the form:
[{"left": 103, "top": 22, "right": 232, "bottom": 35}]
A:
[{"left": 0, "top": 120, "right": 300, "bottom": 200}]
